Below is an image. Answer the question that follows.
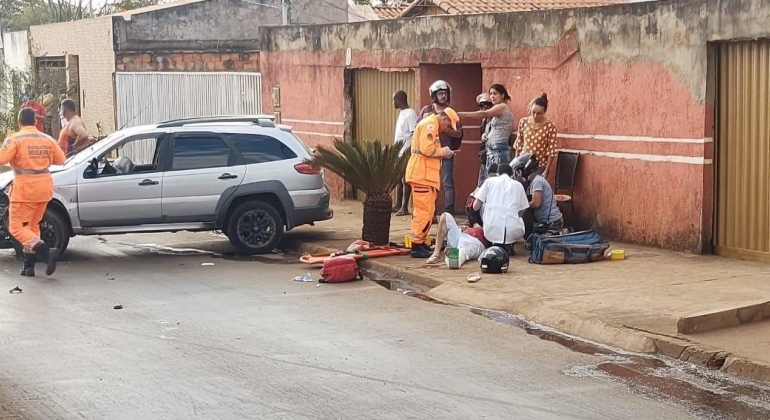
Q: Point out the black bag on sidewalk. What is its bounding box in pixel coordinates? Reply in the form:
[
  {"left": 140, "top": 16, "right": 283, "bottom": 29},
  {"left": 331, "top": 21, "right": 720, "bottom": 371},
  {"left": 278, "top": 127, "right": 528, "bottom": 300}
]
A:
[{"left": 529, "top": 230, "right": 609, "bottom": 264}]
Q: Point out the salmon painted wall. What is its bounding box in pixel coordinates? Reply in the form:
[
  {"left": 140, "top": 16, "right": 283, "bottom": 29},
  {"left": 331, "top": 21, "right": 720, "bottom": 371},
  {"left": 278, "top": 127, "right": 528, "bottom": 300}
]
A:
[
  {"left": 261, "top": 38, "right": 710, "bottom": 251},
  {"left": 260, "top": 52, "right": 347, "bottom": 199},
  {"left": 482, "top": 52, "right": 709, "bottom": 251}
]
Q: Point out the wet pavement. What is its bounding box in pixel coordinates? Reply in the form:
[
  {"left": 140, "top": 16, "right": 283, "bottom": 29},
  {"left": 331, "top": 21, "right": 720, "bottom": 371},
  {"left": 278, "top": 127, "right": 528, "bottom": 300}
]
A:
[{"left": 0, "top": 231, "right": 766, "bottom": 419}]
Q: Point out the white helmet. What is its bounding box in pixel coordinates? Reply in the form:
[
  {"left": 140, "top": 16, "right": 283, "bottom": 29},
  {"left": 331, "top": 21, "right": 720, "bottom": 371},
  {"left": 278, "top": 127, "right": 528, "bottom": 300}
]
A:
[{"left": 429, "top": 80, "right": 451, "bottom": 97}]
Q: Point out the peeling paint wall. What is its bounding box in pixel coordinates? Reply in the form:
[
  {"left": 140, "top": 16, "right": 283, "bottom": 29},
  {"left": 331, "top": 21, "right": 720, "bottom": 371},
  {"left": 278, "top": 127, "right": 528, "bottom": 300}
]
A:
[{"left": 258, "top": 0, "right": 770, "bottom": 252}]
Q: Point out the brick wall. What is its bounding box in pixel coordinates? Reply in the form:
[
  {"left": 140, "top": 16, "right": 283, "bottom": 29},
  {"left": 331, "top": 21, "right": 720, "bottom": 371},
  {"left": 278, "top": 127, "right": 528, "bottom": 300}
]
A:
[
  {"left": 116, "top": 52, "right": 259, "bottom": 72},
  {"left": 29, "top": 17, "right": 116, "bottom": 134}
]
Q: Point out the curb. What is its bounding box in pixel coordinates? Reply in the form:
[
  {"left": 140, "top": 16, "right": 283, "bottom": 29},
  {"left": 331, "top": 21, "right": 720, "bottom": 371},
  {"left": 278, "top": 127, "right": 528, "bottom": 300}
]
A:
[
  {"left": 288, "top": 239, "right": 770, "bottom": 385},
  {"left": 677, "top": 300, "right": 770, "bottom": 334}
]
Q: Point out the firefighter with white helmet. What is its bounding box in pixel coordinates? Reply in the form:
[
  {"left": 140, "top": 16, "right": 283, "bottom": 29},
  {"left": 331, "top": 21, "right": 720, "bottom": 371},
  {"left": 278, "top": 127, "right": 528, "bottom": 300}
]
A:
[{"left": 418, "top": 80, "right": 464, "bottom": 214}]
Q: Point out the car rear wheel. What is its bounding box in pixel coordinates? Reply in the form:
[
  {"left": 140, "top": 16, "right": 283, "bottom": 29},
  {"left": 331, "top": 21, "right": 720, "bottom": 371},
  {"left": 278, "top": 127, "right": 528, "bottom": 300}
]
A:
[
  {"left": 226, "top": 201, "right": 284, "bottom": 255},
  {"left": 5, "top": 207, "right": 70, "bottom": 260}
]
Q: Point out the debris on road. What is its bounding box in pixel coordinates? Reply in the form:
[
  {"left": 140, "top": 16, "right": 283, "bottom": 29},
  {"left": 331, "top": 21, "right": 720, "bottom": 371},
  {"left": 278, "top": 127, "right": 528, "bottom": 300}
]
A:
[
  {"left": 467, "top": 272, "right": 482, "bottom": 283},
  {"left": 293, "top": 273, "right": 313, "bottom": 282},
  {"left": 113, "top": 305, "right": 123, "bottom": 310},
  {"left": 8, "top": 286, "right": 22, "bottom": 294}
]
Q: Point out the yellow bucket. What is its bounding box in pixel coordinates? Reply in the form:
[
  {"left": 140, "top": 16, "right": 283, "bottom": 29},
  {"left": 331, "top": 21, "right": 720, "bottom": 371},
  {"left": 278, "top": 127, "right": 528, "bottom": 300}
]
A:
[{"left": 610, "top": 250, "right": 626, "bottom": 260}]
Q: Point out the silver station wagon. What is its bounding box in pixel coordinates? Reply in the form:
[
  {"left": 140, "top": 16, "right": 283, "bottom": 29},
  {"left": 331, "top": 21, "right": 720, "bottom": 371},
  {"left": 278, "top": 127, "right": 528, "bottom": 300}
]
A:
[{"left": 0, "top": 116, "right": 333, "bottom": 256}]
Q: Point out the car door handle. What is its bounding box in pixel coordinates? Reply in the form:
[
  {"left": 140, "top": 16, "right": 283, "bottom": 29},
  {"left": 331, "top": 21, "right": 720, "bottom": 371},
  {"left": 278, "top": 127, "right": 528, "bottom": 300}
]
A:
[
  {"left": 218, "top": 173, "right": 238, "bottom": 180},
  {"left": 138, "top": 179, "right": 159, "bottom": 186}
]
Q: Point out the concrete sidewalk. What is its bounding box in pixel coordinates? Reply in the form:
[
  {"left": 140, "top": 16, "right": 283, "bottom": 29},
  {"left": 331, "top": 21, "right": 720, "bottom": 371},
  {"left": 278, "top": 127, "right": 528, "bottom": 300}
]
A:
[{"left": 287, "top": 200, "right": 770, "bottom": 384}]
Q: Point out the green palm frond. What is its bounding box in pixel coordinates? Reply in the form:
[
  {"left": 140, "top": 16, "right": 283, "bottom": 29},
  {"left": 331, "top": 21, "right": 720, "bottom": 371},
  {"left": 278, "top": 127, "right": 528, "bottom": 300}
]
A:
[{"left": 312, "top": 138, "right": 409, "bottom": 197}]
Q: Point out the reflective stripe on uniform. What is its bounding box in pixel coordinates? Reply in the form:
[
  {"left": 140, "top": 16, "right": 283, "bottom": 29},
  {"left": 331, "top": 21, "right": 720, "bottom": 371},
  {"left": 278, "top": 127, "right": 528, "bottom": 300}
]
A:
[
  {"left": 410, "top": 148, "right": 438, "bottom": 157},
  {"left": 14, "top": 168, "right": 49, "bottom": 175}
]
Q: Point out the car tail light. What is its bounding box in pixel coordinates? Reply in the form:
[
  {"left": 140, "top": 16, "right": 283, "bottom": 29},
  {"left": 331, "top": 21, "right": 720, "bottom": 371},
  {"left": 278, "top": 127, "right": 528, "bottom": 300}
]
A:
[{"left": 294, "top": 162, "right": 321, "bottom": 175}]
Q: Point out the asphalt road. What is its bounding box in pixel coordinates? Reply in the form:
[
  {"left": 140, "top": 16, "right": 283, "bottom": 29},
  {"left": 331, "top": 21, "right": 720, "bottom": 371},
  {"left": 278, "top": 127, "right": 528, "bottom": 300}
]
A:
[{"left": 0, "top": 231, "right": 764, "bottom": 419}]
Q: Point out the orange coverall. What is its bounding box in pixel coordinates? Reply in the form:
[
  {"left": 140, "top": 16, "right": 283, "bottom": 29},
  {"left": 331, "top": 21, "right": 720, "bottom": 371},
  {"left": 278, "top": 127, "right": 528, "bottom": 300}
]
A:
[
  {"left": 0, "top": 127, "right": 66, "bottom": 253},
  {"left": 405, "top": 114, "right": 448, "bottom": 245}
]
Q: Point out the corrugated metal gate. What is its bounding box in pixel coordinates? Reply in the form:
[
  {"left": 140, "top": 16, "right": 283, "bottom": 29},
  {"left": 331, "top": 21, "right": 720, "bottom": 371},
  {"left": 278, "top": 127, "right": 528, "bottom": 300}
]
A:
[
  {"left": 715, "top": 40, "right": 770, "bottom": 261},
  {"left": 353, "top": 69, "right": 416, "bottom": 145},
  {"left": 115, "top": 72, "right": 262, "bottom": 129},
  {"left": 352, "top": 69, "right": 416, "bottom": 200}
]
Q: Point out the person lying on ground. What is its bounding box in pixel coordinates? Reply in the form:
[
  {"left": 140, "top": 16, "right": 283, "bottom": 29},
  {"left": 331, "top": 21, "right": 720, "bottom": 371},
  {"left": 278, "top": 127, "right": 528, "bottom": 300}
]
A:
[
  {"left": 426, "top": 213, "right": 487, "bottom": 267},
  {"left": 472, "top": 163, "right": 529, "bottom": 255},
  {"left": 512, "top": 153, "right": 564, "bottom": 239}
]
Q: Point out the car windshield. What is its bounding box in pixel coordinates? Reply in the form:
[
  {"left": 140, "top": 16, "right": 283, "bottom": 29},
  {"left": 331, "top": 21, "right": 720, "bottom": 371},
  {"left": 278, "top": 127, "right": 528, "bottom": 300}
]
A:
[{"left": 62, "top": 131, "right": 124, "bottom": 167}]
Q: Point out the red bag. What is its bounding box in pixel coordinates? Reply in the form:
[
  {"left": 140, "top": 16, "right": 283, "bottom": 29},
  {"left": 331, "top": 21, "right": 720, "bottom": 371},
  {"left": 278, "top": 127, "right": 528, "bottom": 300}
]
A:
[{"left": 319, "top": 255, "right": 363, "bottom": 283}]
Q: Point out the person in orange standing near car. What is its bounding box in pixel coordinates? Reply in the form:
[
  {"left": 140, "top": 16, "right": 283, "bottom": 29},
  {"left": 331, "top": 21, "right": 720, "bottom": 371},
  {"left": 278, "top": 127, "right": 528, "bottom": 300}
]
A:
[
  {"left": 58, "top": 99, "right": 91, "bottom": 154},
  {"left": 405, "top": 107, "right": 459, "bottom": 259},
  {"left": 0, "top": 108, "right": 65, "bottom": 276}
]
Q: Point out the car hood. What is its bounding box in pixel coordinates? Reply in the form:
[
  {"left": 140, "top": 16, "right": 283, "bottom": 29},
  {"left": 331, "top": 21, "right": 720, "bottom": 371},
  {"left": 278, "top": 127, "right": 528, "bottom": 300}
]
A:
[{"left": 0, "top": 165, "right": 65, "bottom": 189}]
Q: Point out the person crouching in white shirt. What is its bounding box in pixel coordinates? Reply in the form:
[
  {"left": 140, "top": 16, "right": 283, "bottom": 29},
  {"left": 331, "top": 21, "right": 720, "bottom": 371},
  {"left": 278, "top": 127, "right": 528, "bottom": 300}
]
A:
[
  {"left": 392, "top": 90, "right": 419, "bottom": 216},
  {"left": 472, "top": 163, "right": 529, "bottom": 256}
]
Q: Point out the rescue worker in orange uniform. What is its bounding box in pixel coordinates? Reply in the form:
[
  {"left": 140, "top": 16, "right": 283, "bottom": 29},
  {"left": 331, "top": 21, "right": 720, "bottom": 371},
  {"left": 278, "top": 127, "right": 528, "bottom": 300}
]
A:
[
  {"left": 405, "top": 107, "right": 460, "bottom": 258},
  {"left": 0, "top": 108, "right": 65, "bottom": 276}
]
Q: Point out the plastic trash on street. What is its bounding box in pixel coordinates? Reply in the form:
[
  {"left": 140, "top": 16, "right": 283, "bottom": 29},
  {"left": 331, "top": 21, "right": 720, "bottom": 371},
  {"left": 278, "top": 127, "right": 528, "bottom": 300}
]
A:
[
  {"left": 467, "top": 272, "right": 481, "bottom": 283},
  {"left": 293, "top": 273, "right": 313, "bottom": 282}
]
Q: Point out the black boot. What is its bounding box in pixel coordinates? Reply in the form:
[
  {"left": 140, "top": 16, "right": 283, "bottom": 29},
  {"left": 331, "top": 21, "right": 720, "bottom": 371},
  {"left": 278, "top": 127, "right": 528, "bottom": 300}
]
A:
[
  {"left": 410, "top": 243, "right": 433, "bottom": 259},
  {"left": 33, "top": 242, "right": 58, "bottom": 276},
  {"left": 19, "top": 253, "right": 35, "bottom": 277}
]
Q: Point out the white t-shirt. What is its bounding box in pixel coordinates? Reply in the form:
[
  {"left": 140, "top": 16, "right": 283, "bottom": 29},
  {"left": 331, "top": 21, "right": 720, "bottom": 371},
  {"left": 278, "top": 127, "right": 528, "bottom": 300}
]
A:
[
  {"left": 474, "top": 176, "right": 530, "bottom": 244},
  {"left": 394, "top": 108, "right": 418, "bottom": 156}
]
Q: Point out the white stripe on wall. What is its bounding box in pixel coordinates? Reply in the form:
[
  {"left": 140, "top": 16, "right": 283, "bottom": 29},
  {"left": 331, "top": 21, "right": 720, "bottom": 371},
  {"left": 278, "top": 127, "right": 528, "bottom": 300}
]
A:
[
  {"left": 293, "top": 130, "right": 342, "bottom": 138},
  {"left": 283, "top": 119, "right": 345, "bottom": 126},
  {"left": 561, "top": 149, "right": 713, "bottom": 165},
  {"left": 558, "top": 133, "right": 712, "bottom": 144}
]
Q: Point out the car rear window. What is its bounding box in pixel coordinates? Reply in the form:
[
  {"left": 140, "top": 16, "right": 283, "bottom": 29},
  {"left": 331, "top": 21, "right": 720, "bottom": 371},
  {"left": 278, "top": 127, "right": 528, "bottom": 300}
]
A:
[
  {"left": 230, "top": 134, "right": 297, "bottom": 164},
  {"left": 171, "top": 135, "right": 232, "bottom": 171}
]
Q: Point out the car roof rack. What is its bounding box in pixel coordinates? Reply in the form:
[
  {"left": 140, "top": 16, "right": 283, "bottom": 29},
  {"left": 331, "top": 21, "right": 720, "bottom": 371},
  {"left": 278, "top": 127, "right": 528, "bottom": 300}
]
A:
[{"left": 156, "top": 115, "right": 277, "bottom": 128}]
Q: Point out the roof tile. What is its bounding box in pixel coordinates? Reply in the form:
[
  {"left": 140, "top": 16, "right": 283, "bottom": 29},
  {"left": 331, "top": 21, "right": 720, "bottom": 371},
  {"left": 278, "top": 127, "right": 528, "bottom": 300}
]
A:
[
  {"left": 372, "top": 5, "right": 410, "bottom": 19},
  {"left": 415, "top": 0, "right": 628, "bottom": 15}
]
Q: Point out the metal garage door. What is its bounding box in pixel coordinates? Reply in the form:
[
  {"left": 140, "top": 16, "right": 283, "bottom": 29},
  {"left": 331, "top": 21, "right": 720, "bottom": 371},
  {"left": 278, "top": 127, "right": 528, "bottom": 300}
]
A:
[
  {"left": 352, "top": 69, "right": 416, "bottom": 200},
  {"left": 353, "top": 69, "right": 416, "bottom": 146},
  {"left": 115, "top": 72, "right": 262, "bottom": 129},
  {"left": 715, "top": 40, "right": 770, "bottom": 261}
]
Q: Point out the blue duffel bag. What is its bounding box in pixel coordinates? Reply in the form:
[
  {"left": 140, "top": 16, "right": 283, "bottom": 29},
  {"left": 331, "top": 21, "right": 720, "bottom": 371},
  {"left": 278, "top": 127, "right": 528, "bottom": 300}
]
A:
[{"left": 529, "top": 230, "right": 610, "bottom": 264}]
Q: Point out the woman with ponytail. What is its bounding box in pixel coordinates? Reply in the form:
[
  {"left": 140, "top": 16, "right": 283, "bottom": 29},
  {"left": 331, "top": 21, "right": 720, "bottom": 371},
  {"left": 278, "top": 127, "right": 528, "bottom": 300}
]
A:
[
  {"left": 458, "top": 84, "right": 515, "bottom": 186},
  {"left": 513, "top": 93, "right": 558, "bottom": 179}
]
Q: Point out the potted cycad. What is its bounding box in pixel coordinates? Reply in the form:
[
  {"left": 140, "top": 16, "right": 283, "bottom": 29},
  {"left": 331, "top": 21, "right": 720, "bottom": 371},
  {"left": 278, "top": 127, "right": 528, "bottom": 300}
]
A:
[{"left": 312, "top": 138, "right": 409, "bottom": 245}]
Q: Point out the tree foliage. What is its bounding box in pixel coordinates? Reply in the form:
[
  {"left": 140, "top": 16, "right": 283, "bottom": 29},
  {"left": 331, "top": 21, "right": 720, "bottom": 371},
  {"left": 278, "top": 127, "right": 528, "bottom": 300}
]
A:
[{"left": 1, "top": 0, "right": 161, "bottom": 31}]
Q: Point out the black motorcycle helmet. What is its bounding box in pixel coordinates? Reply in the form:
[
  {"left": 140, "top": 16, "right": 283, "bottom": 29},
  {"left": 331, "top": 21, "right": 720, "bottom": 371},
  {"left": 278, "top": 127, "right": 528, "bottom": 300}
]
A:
[
  {"left": 511, "top": 153, "right": 540, "bottom": 178},
  {"left": 480, "top": 246, "right": 510, "bottom": 274}
]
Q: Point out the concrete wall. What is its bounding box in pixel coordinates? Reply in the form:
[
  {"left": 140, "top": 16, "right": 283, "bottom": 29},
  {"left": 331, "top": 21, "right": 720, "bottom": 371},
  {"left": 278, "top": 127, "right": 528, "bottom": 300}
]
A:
[
  {"left": 114, "top": 0, "right": 349, "bottom": 53},
  {"left": 258, "top": 0, "right": 770, "bottom": 252},
  {"left": 29, "top": 18, "right": 116, "bottom": 134}
]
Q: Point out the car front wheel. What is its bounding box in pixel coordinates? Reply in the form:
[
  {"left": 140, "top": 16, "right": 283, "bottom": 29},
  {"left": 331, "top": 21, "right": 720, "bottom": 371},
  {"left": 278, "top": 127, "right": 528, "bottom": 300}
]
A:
[{"left": 226, "top": 201, "right": 284, "bottom": 255}]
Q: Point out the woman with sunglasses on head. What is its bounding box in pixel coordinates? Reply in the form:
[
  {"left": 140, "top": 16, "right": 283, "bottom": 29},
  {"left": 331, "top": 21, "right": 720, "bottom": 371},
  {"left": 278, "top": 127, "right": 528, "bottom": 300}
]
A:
[{"left": 458, "top": 84, "right": 514, "bottom": 187}]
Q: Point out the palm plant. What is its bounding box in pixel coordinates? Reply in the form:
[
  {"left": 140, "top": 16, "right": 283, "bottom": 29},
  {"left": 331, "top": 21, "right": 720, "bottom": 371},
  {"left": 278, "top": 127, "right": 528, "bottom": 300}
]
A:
[{"left": 312, "top": 138, "right": 409, "bottom": 245}]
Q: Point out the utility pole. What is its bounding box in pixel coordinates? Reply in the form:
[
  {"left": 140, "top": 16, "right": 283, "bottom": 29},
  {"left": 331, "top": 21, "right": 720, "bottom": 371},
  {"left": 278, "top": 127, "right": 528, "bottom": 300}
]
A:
[{"left": 282, "top": 0, "right": 291, "bottom": 25}]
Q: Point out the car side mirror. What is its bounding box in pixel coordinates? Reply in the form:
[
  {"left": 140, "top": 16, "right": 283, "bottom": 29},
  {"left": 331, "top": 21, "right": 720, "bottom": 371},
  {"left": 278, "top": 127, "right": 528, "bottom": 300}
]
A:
[{"left": 83, "top": 158, "right": 98, "bottom": 179}]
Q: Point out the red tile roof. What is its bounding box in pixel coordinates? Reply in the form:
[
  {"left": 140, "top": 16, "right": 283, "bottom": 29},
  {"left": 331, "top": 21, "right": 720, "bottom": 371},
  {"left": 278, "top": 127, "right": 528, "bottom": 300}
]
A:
[
  {"left": 372, "top": 5, "right": 410, "bottom": 19},
  {"left": 401, "top": 0, "right": 628, "bottom": 17}
]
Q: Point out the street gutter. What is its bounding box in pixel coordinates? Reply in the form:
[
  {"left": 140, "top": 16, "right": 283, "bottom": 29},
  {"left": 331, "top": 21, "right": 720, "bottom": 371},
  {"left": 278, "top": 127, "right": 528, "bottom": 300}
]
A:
[{"left": 288, "top": 239, "right": 770, "bottom": 386}]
